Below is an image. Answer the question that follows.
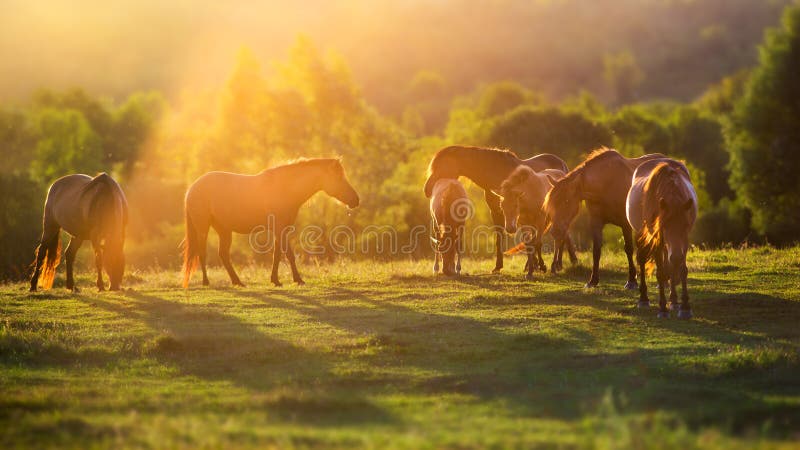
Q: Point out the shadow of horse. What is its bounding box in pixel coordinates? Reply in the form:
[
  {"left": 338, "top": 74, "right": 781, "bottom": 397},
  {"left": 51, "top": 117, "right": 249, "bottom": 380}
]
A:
[{"left": 75, "top": 290, "right": 393, "bottom": 425}]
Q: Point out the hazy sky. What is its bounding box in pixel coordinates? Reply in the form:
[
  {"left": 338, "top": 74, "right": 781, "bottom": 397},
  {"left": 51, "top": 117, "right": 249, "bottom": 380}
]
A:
[{"left": 0, "top": 0, "right": 788, "bottom": 107}]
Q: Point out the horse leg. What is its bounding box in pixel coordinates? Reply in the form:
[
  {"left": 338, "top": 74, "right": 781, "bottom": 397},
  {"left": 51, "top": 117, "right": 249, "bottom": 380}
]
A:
[
  {"left": 551, "top": 237, "right": 563, "bottom": 274},
  {"left": 217, "top": 229, "right": 244, "bottom": 287},
  {"left": 636, "top": 244, "right": 650, "bottom": 308},
  {"left": 622, "top": 225, "right": 638, "bottom": 290},
  {"left": 64, "top": 237, "right": 83, "bottom": 292},
  {"left": 270, "top": 225, "right": 284, "bottom": 287},
  {"left": 29, "top": 243, "right": 48, "bottom": 292},
  {"left": 198, "top": 228, "right": 210, "bottom": 286},
  {"left": 433, "top": 250, "right": 440, "bottom": 274},
  {"left": 285, "top": 241, "right": 305, "bottom": 285},
  {"left": 524, "top": 241, "right": 535, "bottom": 281},
  {"left": 92, "top": 240, "right": 105, "bottom": 291},
  {"left": 678, "top": 259, "right": 692, "bottom": 319},
  {"left": 565, "top": 234, "right": 578, "bottom": 264},
  {"left": 656, "top": 252, "right": 669, "bottom": 318},
  {"left": 586, "top": 216, "right": 603, "bottom": 288},
  {"left": 535, "top": 233, "right": 547, "bottom": 272},
  {"left": 485, "top": 190, "right": 504, "bottom": 273}
]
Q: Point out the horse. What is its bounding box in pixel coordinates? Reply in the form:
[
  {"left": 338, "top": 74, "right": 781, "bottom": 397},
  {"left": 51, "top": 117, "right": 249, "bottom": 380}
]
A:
[
  {"left": 429, "top": 178, "right": 469, "bottom": 276},
  {"left": 499, "top": 166, "right": 576, "bottom": 279},
  {"left": 423, "top": 145, "right": 569, "bottom": 273},
  {"left": 182, "top": 158, "right": 359, "bottom": 288},
  {"left": 542, "top": 148, "right": 665, "bottom": 289},
  {"left": 626, "top": 158, "right": 697, "bottom": 319},
  {"left": 29, "top": 173, "right": 128, "bottom": 292}
]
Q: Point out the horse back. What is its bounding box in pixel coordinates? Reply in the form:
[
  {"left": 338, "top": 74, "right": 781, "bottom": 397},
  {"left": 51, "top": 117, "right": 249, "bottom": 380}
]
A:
[{"left": 521, "top": 154, "right": 568, "bottom": 173}]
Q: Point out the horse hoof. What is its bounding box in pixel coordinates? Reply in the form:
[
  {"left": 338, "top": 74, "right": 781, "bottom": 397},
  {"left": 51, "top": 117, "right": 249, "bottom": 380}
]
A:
[
  {"left": 624, "top": 281, "right": 638, "bottom": 290},
  {"left": 272, "top": 280, "right": 282, "bottom": 287},
  {"left": 669, "top": 302, "right": 680, "bottom": 311},
  {"left": 677, "top": 309, "right": 693, "bottom": 320},
  {"left": 637, "top": 300, "right": 650, "bottom": 309},
  {"left": 491, "top": 267, "right": 503, "bottom": 274},
  {"left": 71, "top": 287, "right": 81, "bottom": 293},
  {"left": 29, "top": 287, "right": 37, "bottom": 293},
  {"left": 525, "top": 273, "right": 535, "bottom": 281},
  {"left": 584, "top": 281, "right": 598, "bottom": 289},
  {"left": 295, "top": 280, "right": 305, "bottom": 286},
  {"left": 657, "top": 311, "right": 670, "bottom": 319}
]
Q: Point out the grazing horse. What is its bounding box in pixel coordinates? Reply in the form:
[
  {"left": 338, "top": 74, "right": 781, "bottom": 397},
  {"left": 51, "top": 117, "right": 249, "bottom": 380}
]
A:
[
  {"left": 543, "top": 148, "right": 665, "bottom": 289},
  {"left": 423, "top": 145, "right": 568, "bottom": 273},
  {"left": 626, "top": 159, "right": 697, "bottom": 319},
  {"left": 499, "top": 166, "right": 576, "bottom": 279},
  {"left": 182, "top": 158, "right": 359, "bottom": 288},
  {"left": 429, "top": 178, "right": 469, "bottom": 276},
  {"left": 30, "top": 173, "right": 128, "bottom": 292}
]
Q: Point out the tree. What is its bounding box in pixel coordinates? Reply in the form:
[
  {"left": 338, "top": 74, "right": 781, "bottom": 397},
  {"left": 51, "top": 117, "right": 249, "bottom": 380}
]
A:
[
  {"left": 30, "top": 108, "right": 104, "bottom": 182},
  {"left": 603, "top": 51, "right": 644, "bottom": 105},
  {"left": 486, "top": 106, "right": 612, "bottom": 165},
  {"left": 726, "top": 5, "right": 800, "bottom": 243}
]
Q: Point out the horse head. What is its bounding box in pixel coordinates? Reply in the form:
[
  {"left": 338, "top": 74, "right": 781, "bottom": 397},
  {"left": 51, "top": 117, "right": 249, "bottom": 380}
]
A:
[{"left": 322, "top": 159, "right": 360, "bottom": 209}]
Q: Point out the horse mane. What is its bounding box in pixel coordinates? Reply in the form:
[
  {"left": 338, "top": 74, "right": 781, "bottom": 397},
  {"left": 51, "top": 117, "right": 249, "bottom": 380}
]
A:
[
  {"left": 500, "top": 166, "right": 534, "bottom": 196},
  {"left": 427, "top": 146, "right": 518, "bottom": 176},
  {"left": 638, "top": 161, "right": 692, "bottom": 274},
  {"left": 81, "top": 173, "right": 127, "bottom": 231},
  {"left": 262, "top": 157, "right": 342, "bottom": 176},
  {"left": 542, "top": 147, "right": 619, "bottom": 213}
]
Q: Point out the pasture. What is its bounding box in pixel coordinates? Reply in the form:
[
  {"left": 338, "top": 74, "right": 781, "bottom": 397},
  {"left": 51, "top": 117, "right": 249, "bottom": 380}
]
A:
[{"left": 2, "top": 247, "right": 799, "bottom": 449}]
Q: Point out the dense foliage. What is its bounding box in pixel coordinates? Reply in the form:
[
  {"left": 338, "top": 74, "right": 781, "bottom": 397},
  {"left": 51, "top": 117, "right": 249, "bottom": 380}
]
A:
[{"left": 727, "top": 4, "right": 800, "bottom": 243}]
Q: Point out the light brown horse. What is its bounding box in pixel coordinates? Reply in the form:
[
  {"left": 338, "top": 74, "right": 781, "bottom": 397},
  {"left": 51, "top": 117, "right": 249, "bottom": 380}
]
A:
[
  {"left": 543, "top": 148, "right": 665, "bottom": 289},
  {"left": 182, "top": 158, "right": 359, "bottom": 288},
  {"left": 30, "top": 173, "right": 128, "bottom": 292},
  {"left": 627, "top": 158, "right": 697, "bottom": 318},
  {"left": 499, "top": 166, "right": 576, "bottom": 279},
  {"left": 424, "top": 145, "right": 568, "bottom": 273},
  {"left": 429, "top": 178, "right": 469, "bottom": 276}
]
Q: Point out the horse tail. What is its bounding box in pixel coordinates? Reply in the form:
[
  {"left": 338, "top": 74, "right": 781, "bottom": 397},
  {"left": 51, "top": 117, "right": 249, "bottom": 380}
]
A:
[
  {"left": 638, "top": 162, "right": 672, "bottom": 276},
  {"left": 638, "top": 215, "right": 663, "bottom": 277},
  {"left": 182, "top": 211, "right": 198, "bottom": 288},
  {"left": 36, "top": 235, "right": 62, "bottom": 289},
  {"left": 504, "top": 242, "right": 526, "bottom": 256}
]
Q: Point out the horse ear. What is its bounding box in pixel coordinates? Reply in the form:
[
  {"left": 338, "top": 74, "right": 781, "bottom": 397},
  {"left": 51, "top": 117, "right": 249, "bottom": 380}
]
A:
[
  {"left": 659, "top": 197, "right": 668, "bottom": 211},
  {"left": 545, "top": 174, "right": 558, "bottom": 186}
]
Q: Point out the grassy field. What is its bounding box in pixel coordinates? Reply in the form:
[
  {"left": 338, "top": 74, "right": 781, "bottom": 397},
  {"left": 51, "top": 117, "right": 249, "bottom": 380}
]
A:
[{"left": 1, "top": 247, "right": 799, "bottom": 449}]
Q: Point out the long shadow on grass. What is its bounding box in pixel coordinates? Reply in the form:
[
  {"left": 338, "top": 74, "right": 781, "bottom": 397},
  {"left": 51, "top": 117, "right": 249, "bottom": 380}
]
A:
[
  {"left": 234, "top": 285, "right": 800, "bottom": 436},
  {"left": 72, "top": 291, "right": 394, "bottom": 425}
]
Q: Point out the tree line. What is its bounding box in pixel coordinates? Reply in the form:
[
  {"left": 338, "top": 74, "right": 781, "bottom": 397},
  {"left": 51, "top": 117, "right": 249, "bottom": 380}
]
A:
[{"left": 1, "top": 4, "right": 799, "bottom": 280}]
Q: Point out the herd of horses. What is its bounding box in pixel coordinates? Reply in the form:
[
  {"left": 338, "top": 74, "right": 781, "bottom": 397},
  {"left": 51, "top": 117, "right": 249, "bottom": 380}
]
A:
[{"left": 28, "top": 146, "right": 697, "bottom": 318}]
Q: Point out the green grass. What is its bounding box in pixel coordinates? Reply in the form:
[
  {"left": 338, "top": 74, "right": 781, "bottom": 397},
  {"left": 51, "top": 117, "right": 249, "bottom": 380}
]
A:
[{"left": 2, "top": 247, "right": 799, "bottom": 449}]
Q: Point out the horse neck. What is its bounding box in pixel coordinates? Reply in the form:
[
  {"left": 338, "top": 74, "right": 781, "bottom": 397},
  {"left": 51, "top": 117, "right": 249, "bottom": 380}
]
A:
[
  {"left": 456, "top": 151, "right": 520, "bottom": 190},
  {"left": 262, "top": 163, "right": 325, "bottom": 206},
  {"left": 577, "top": 158, "right": 633, "bottom": 201}
]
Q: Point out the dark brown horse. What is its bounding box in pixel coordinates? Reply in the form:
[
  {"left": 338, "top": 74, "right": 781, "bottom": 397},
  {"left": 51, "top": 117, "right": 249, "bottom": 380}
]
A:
[
  {"left": 627, "top": 159, "right": 697, "bottom": 318},
  {"left": 543, "top": 148, "right": 665, "bottom": 289},
  {"left": 423, "top": 145, "right": 568, "bottom": 273},
  {"left": 182, "top": 158, "right": 359, "bottom": 288},
  {"left": 429, "top": 178, "right": 469, "bottom": 276},
  {"left": 30, "top": 173, "right": 128, "bottom": 292}
]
